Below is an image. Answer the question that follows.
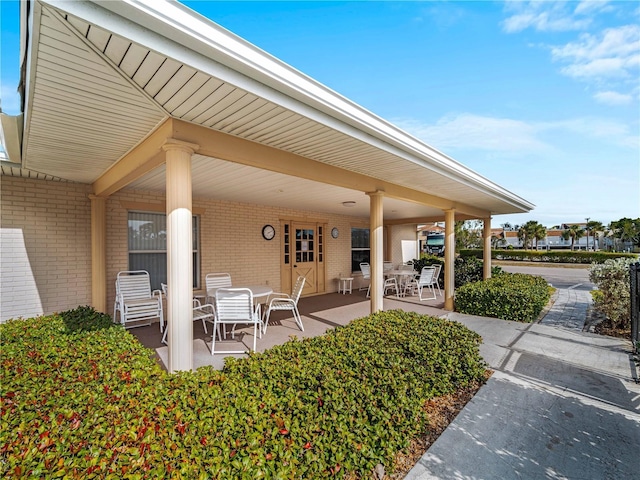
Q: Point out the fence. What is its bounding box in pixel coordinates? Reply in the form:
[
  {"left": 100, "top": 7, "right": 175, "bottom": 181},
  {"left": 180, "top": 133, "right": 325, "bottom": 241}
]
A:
[{"left": 632, "top": 262, "right": 640, "bottom": 352}]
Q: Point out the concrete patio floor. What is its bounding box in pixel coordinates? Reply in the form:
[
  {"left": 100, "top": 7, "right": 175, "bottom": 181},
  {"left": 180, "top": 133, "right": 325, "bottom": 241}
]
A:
[{"left": 131, "top": 289, "right": 447, "bottom": 371}]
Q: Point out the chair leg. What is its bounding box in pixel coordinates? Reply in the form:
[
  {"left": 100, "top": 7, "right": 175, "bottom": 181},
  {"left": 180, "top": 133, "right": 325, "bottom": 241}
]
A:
[
  {"left": 293, "top": 307, "right": 304, "bottom": 331},
  {"left": 263, "top": 307, "right": 272, "bottom": 334}
]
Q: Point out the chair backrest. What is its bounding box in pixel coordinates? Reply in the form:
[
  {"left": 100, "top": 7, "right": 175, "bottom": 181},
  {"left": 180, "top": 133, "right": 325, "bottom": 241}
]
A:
[
  {"left": 418, "top": 266, "right": 436, "bottom": 286},
  {"left": 117, "top": 271, "right": 152, "bottom": 300},
  {"left": 359, "top": 262, "right": 371, "bottom": 279},
  {"left": 400, "top": 264, "right": 414, "bottom": 272},
  {"left": 383, "top": 261, "right": 394, "bottom": 272},
  {"left": 291, "top": 276, "right": 306, "bottom": 304},
  {"left": 215, "top": 288, "right": 254, "bottom": 322},
  {"left": 433, "top": 264, "right": 442, "bottom": 282},
  {"left": 206, "top": 273, "right": 232, "bottom": 291}
]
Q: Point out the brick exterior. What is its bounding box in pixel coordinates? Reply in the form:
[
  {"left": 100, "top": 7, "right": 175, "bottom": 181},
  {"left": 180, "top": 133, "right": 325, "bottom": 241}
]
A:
[{"left": 1, "top": 177, "right": 419, "bottom": 321}]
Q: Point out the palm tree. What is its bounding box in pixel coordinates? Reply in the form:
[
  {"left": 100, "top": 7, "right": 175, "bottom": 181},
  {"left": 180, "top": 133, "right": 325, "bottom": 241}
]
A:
[
  {"left": 565, "top": 224, "right": 585, "bottom": 250},
  {"left": 586, "top": 220, "right": 604, "bottom": 250},
  {"left": 534, "top": 223, "right": 547, "bottom": 249},
  {"left": 518, "top": 220, "right": 543, "bottom": 249}
]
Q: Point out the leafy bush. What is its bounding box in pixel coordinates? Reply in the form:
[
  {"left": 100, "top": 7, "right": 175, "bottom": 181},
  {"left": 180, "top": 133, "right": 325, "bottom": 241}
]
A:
[
  {"left": 589, "top": 258, "right": 635, "bottom": 328},
  {"left": 461, "top": 249, "right": 638, "bottom": 264},
  {"left": 0, "top": 310, "right": 487, "bottom": 479},
  {"left": 455, "top": 273, "right": 551, "bottom": 322},
  {"left": 59, "top": 305, "right": 115, "bottom": 333},
  {"left": 455, "top": 256, "right": 503, "bottom": 288}
]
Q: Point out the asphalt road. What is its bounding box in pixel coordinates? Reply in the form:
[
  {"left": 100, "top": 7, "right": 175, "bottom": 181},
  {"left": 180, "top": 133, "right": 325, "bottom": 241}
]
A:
[{"left": 497, "top": 263, "right": 594, "bottom": 291}]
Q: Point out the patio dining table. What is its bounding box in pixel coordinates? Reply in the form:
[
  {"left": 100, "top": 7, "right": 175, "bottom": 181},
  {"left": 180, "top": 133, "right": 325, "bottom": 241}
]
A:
[{"left": 384, "top": 269, "right": 418, "bottom": 297}]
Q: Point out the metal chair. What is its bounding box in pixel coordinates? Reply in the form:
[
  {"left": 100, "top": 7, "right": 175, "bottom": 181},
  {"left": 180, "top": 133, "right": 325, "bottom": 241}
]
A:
[
  {"left": 114, "top": 270, "right": 163, "bottom": 329},
  {"left": 359, "top": 262, "right": 371, "bottom": 297},
  {"left": 205, "top": 273, "right": 232, "bottom": 304},
  {"left": 212, "top": 288, "right": 262, "bottom": 355},
  {"left": 263, "top": 276, "right": 306, "bottom": 334},
  {"left": 159, "top": 283, "right": 217, "bottom": 345},
  {"left": 414, "top": 266, "right": 438, "bottom": 301}
]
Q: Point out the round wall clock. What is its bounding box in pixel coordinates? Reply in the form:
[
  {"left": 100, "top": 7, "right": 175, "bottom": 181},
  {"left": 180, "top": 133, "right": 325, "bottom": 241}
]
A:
[
  {"left": 331, "top": 227, "right": 339, "bottom": 239},
  {"left": 262, "top": 224, "right": 276, "bottom": 240}
]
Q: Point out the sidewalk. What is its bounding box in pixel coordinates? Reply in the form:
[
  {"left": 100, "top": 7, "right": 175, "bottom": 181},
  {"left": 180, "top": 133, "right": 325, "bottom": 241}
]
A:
[{"left": 405, "top": 289, "right": 640, "bottom": 480}]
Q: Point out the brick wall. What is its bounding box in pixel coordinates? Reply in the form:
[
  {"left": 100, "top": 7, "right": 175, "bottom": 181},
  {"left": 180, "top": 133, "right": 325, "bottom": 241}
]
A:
[
  {"left": 2, "top": 177, "right": 419, "bottom": 321},
  {"left": 1, "top": 177, "right": 92, "bottom": 321}
]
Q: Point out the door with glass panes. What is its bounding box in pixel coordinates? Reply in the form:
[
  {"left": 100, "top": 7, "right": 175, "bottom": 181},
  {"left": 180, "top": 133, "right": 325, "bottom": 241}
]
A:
[{"left": 281, "top": 222, "right": 326, "bottom": 296}]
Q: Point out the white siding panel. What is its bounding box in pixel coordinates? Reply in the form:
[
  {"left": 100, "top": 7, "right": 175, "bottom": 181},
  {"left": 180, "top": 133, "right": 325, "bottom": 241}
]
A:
[
  {"left": 104, "top": 35, "right": 132, "bottom": 66},
  {"left": 182, "top": 83, "right": 237, "bottom": 122},
  {"left": 64, "top": 15, "right": 90, "bottom": 37},
  {"left": 218, "top": 101, "right": 277, "bottom": 133},
  {"left": 168, "top": 77, "right": 224, "bottom": 118},
  {"left": 201, "top": 92, "right": 258, "bottom": 128},
  {"left": 86, "top": 26, "right": 111, "bottom": 53},
  {"left": 162, "top": 72, "right": 210, "bottom": 112},
  {"left": 153, "top": 65, "right": 198, "bottom": 105},
  {"left": 131, "top": 51, "right": 166, "bottom": 88},
  {"left": 119, "top": 44, "right": 150, "bottom": 77},
  {"left": 143, "top": 58, "right": 182, "bottom": 97}
]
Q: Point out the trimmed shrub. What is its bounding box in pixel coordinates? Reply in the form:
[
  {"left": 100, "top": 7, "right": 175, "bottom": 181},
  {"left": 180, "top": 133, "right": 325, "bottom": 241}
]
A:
[
  {"left": 589, "top": 258, "right": 635, "bottom": 328},
  {"left": 455, "top": 273, "right": 551, "bottom": 322},
  {"left": 461, "top": 249, "right": 638, "bottom": 264},
  {"left": 454, "top": 256, "right": 503, "bottom": 288},
  {"left": 59, "top": 305, "right": 115, "bottom": 333},
  {"left": 0, "top": 310, "right": 487, "bottom": 479}
]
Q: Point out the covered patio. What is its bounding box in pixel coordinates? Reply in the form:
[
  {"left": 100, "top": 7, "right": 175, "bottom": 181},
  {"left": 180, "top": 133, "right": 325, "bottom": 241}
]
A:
[
  {"left": 1, "top": 0, "right": 533, "bottom": 373},
  {"left": 132, "top": 289, "right": 447, "bottom": 371}
]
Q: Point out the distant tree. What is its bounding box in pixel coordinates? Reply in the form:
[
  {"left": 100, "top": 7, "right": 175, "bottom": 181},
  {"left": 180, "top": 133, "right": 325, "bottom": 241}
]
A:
[
  {"left": 565, "top": 224, "right": 585, "bottom": 250},
  {"left": 517, "top": 220, "right": 543, "bottom": 249},
  {"left": 455, "top": 220, "right": 482, "bottom": 252},
  {"left": 586, "top": 220, "right": 605, "bottom": 250},
  {"left": 533, "top": 223, "right": 547, "bottom": 249},
  {"left": 500, "top": 222, "right": 513, "bottom": 231},
  {"left": 609, "top": 218, "right": 640, "bottom": 251}
]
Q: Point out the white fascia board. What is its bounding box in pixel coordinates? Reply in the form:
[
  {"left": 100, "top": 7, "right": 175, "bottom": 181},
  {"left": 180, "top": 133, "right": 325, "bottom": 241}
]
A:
[{"left": 40, "top": 0, "right": 533, "bottom": 212}]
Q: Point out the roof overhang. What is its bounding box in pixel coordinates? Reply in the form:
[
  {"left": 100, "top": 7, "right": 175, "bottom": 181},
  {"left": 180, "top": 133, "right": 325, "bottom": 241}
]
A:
[{"left": 10, "top": 0, "right": 534, "bottom": 222}]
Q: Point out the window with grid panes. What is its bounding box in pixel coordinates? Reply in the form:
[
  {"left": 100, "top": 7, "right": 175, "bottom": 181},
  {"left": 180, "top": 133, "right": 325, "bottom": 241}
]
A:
[{"left": 127, "top": 212, "right": 200, "bottom": 290}]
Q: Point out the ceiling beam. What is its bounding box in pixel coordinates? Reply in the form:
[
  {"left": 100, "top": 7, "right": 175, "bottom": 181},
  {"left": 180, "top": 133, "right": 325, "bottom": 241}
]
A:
[
  {"left": 92, "top": 119, "right": 173, "bottom": 197},
  {"left": 172, "top": 119, "right": 490, "bottom": 218}
]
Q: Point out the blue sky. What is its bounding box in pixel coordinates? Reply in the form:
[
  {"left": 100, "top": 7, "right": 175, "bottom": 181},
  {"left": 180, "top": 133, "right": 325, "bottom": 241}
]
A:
[{"left": 1, "top": 1, "right": 638, "bottom": 228}]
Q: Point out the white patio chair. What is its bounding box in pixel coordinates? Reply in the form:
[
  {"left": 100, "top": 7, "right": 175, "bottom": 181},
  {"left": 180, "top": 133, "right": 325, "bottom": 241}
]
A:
[
  {"left": 383, "top": 276, "right": 400, "bottom": 297},
  {"left": 159, "top": 283, "right": 218, "bottom": 345},
  {"left": 212, "top": 288, "right": 262, "bottom": 355},
  {"left": 114, "top": 270, "right": 163, "bottom": 329},
  {"left": 263, "top": 276, "right": 306, "bottom": 334},
  {"left": 359, "top": 262, "right": 371, "bottom": 297},
  {"left": 432, "top": 264, "right": 443, "bottom": 296},
  {"left": 413, "top": 266, "right": 438, "bottom": 301},
  {"left": 205, "top": 273, "right": 232, "bottom": 304},
  {"left": 383, "top": 261, "right": 394, "bottom": 273}
]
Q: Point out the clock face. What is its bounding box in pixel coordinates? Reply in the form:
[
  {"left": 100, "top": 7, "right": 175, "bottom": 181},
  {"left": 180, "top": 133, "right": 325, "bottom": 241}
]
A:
[
  {"left": 331, "top": 227, "right": 339, "bottom": 239},
  {"left": 262, "top": 224, "right": 275, "bottom": 240}
]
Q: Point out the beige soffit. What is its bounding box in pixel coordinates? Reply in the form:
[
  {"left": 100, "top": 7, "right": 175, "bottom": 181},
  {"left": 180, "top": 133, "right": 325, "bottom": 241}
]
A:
[{"left": 21, "top": 0, "right": 534, "bottom": 218}]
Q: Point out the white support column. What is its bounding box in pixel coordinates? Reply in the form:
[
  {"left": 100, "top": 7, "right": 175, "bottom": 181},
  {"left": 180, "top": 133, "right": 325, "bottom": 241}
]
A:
[
  {"left": 163, "top": 138, "right": 199, "bottom": 373},
  {"left": 444, "top": 209, "right": 455, "bottom": 311},
  {"left": 368, "top": 191, "right": 384, "bottom": 313},
  {"left": 483, "top": 217, "right": 492, "bottom": 280},
  {"left": 89, "top": 194, "right": 107, "bottom": 313}
]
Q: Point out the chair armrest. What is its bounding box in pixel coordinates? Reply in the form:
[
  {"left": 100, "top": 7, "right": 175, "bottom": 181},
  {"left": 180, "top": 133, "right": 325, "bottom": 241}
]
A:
[{"left": 266, "top": 292, "right": 291, "bottom": 303}]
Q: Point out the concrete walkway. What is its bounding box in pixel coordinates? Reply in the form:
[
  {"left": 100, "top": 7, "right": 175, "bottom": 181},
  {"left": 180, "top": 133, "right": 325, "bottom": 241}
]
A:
[{"left": 405, "top": 290, "right": 640, "bottom": 480}]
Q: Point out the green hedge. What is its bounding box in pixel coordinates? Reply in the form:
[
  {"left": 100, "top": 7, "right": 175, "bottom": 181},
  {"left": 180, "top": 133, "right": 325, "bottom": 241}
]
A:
[
  {"left": 460, "top": 249, "right": 638, "bottom": 264},
  {"left": 455, "top": 273, "right": 551, "bottom": 322},
  {"left": 1, "top": 308, "right": 487, "bottom": 479}
]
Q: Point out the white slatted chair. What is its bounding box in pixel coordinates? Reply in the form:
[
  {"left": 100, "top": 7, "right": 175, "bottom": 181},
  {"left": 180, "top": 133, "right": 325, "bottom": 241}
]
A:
[
  {"left": 212, "top": 288, "right": 262, "bottom": 355},
  {"left": 414, "top": 266, "right": 438, "bottom": 301},
  {"left": 205, "top": 273, "right": 232, "bottom": 304},
  {"left": 432, "top": 264, "right": 443, "bottom": 296},
  {"left": 159, "top": 284, "right": 218, "bottom": 345},
  {"left": 383, "top": 276, "right": 400, "bottom": 297},
  {"left": 114, "top": 270, "right": 163, "bottom": 329},
  {"left": 263, "top": 276, "right": 305, "bottom": 334},
  {"left": 359, "top": 262, "right": 371, "bottom": 297}
]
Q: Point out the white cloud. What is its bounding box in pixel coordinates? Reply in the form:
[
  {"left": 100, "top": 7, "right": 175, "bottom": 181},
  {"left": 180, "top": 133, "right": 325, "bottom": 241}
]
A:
[
  {"left": 502, "top": 1, "right": 592, "bottom": 33},
  {"left": 593, "top": 90, "right": 633, "bottom": 105},
  {"left": 394, "top": 114, "right": 550, "bottom": 153},
  {"left": 551, "top": 25, "right": 640, "bottom": 82},
  {"left": 394, "top": 113, "right": 638, "bottom": 153}
]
